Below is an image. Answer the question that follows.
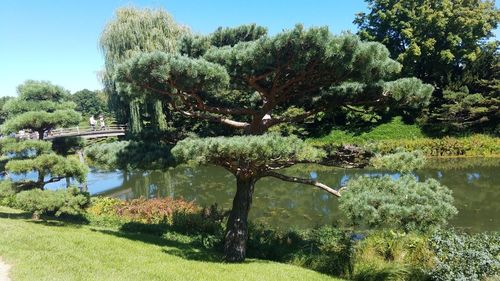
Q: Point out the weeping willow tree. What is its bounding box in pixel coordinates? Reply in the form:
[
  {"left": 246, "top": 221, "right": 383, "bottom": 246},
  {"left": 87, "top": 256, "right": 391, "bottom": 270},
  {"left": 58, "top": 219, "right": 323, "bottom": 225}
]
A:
[{"left": 100, "top": 7, "right": 189, "bottom": 133}]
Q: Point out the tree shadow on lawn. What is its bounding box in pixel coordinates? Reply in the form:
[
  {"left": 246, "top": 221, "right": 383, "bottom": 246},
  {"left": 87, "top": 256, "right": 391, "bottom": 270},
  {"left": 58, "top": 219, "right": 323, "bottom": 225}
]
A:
[
  {"left": 92, "top": 227, "right": 224, "bottom": 263},
  {"left": 0, "top": 209, "right": 88, "bottom": 228},
  {"left": 0, "top": 210, "right": 31, "bottom": 220}
]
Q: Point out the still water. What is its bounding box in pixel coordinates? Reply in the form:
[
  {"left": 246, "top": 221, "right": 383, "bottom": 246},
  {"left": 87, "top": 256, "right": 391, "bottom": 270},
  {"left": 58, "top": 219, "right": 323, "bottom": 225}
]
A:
[{"left": 23, "top": 158, "right": 500, "bottom": 232}]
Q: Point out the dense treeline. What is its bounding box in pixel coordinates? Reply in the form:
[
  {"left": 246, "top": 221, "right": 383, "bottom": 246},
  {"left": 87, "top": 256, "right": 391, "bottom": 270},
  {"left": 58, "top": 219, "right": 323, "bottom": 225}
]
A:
[{"left": 356, "top": 0, "right": 499, "bottom": 134}]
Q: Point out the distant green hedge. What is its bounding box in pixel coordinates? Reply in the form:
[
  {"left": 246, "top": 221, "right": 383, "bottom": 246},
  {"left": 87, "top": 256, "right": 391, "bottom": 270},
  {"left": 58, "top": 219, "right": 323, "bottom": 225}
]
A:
[
  {"left": 309, "top": 116, "right": 500, "bottom": 157},
  {"left": 368, "top": 134, "right": 500, "bottom": 157},
  {"left": 313, "top": 134, "right": 499, "bottom": 157}
]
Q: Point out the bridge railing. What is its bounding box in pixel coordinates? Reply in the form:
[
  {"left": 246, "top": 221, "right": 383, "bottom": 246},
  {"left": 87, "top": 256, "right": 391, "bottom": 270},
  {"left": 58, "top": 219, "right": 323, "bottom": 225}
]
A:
[{"left": 47, "top": 124, "right": 128, "bottom": 138}]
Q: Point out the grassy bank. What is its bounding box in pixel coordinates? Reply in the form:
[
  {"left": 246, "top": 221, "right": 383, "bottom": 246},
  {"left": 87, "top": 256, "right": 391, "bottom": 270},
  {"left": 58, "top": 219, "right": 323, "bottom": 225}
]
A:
[
  {"left": 309, "top": 117, "right": 500, "bottom": 157},
  {"left": 0, "top": 207, "right": 341, "bottom": 281}
]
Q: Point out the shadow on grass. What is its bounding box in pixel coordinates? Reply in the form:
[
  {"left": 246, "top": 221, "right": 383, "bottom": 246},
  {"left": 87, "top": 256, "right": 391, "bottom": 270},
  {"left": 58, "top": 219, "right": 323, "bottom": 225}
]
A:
[
  {"left": 0, "top": 209, "right": 89, "bottom": 228},
  {"left": 0, "top": 210, "right": 31, "bottom": 219},
  {"left": 92, "top": 227, "right": 223, "bottom": 263}
]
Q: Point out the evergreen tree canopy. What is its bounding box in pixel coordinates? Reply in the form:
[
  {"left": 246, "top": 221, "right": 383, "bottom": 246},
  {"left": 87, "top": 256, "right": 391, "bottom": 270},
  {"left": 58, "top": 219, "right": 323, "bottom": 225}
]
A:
[
  {"left": 114, "top": 24, "right": 434, "bottom": 262},
  {"left": 0, "top": 138, "right": 88, "bottom": 190},
  {"left": 0, "top": 81, "right": 88, "bottom": 191},
  {"left": 339, "top": 174, "right": 457, "bottom": 232},
  {"left": 1, "top": 81, "right": 81, "bottom": 140},
  {"left": 5, "top": 154, "right": 87, "bottom": 184},
  {"left": 340, "top": 151, "right": 457, "bottom": 232},
  {"left": 2, "top": 110, "right": 81, "bottom": 138},
  {"left": 420, "top": 41, "right": 500, "bottom": 133},
  {"left": 116, "top": 26, "right": 433, "bottom": 135}
]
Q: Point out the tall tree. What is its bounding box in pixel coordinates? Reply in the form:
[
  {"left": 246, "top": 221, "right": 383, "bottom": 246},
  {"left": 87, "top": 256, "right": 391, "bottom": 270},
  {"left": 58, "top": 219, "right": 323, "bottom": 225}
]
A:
[
  {"left": 100, "top": 7, "right": 189, "bottom": 133},
  {"left": 114, "top": 25, "right": 433, "bottom": 261},
  {"left": 2, "top": 80, "right": 81, "bottom": 140},
  {"left": 72, "top": 89, "right": 107, "bottom": 117},
  {"left": 355, "top": 0, "right": 499, "bottom": 89},
  {"left": 355, "top": 0, "right": 500, "bottom": 133}
]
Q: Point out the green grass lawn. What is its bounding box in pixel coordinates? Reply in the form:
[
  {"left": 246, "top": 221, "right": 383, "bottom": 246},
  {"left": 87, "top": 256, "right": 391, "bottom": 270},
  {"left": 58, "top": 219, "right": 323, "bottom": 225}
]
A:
[
  {"left": 0, "top": 207, "right": 342, "bottom": 281},
  {"left": 309, "top": 116, "right": 425, "bottom": 145}
]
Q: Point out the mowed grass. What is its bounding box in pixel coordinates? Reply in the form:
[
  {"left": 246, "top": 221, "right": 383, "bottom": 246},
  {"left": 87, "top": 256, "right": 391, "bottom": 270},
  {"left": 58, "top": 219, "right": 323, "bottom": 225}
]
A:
[
  {"left": 309, "top": 116, "right": 425, "bottom": 145},
  {"left": 0, "top": 207, "right": 342, "bottom": 281}
]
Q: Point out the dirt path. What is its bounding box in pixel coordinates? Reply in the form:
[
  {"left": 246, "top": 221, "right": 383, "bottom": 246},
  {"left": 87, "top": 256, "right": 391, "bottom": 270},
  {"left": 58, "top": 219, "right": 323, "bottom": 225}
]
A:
[{"left": 0, "top": 257, "right": 11, "bottom": 281}]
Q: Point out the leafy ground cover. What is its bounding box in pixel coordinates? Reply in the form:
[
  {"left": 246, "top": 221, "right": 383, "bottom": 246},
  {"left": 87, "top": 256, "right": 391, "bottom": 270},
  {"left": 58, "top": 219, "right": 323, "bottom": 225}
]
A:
[{"left": 0, "top": 206, "right": 342, "bottom": 281}]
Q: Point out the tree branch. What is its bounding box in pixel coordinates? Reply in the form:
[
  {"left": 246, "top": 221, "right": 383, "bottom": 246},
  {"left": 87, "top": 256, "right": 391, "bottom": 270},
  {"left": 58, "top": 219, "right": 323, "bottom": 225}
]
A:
[
  {"left": 141, "top": 83, "right": 257, "bottom": 116},
  {"left": 44, "top": 176, "right": 65, "bottom": 184},
  {"left": 264, "top": 171, "right": 341, "bottom": 197},
  {"left": 264, "top": 106, "right": 325, "bottom": 129},
  {"left": 171, "top": 101, "right": 250, "bottom": 129}
]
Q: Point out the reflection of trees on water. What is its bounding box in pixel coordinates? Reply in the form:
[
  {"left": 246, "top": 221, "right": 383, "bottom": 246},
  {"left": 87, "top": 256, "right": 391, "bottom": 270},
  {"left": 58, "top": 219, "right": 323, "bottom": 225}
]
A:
[
  {"left": 416, "top": 166, "right": 499, "bottom": 232},
  {"left": 99, "top": 162, "right": 499, "bottom": 232}
]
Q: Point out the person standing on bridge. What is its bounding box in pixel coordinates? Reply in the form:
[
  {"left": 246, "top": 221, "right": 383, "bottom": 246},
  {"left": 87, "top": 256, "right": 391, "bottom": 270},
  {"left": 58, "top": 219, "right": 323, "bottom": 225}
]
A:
[
  {"left": 99, "top": 115, "right": 106, "bottom": 130},
  {"left": 89, "top": 115, "right": 96, "bottom": 131}
]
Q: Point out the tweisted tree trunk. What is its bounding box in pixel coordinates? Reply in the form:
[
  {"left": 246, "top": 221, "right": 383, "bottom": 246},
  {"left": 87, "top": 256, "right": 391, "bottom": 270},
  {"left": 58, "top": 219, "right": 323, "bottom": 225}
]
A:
[
  {"left": 37, "top": 171, "right": 45, "bottom": 190},
  {"left": 37, "top": 129, "right": 45, "bottom": 140},
  {"left": 224, "top": 175, "right": 256, "bottom": 262}
]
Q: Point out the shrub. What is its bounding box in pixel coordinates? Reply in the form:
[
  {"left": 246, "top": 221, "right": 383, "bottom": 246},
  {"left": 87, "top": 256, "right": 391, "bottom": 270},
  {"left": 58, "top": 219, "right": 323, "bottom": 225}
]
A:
[
  {"left": 429, "top": 230, "right": 500, "bottom": 281},
  {"left": 0, "top": 180, "right": 16, "bottom": 207},
  {"left": 291, "top": 226, "right": 354, "bottom": 277},
  {"left": 87, "top": 197, "right": 226, "bottom": 236},
  {"left": 370, "top": 150, "right": 426, "bottom": 173},
  {"left": 115, "top": 197, "right": 198, "bottom": 224},
  {"left": 87, "top": 196, "right": 123, "bottom": 217},
  {"left": 247, "top": 225, "right": 354, "bottom": 277},
  {"left": 352, "top": 230, "right": 434, "bottom": 281},
  {"left": 15, "top": 187, "right": 90, "bottom": 219},
  {"left": 370, "top": 134, "right": 500, "bottom": 157},
  {"left": 339, "top": 174, "right": 457, "bottom": 232}
]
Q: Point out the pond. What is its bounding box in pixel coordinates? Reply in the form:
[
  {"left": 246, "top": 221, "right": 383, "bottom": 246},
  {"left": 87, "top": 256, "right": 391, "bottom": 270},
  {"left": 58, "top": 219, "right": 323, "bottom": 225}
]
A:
[{"left": 13, "top": 158, "right": 500, "bottom": 232}]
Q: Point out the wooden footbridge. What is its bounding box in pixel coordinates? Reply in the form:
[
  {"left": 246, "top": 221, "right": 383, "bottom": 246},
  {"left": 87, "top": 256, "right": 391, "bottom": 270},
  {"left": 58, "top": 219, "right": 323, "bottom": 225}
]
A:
[{"left": 43, "top": 124, "right": 127, "bottom": 140}]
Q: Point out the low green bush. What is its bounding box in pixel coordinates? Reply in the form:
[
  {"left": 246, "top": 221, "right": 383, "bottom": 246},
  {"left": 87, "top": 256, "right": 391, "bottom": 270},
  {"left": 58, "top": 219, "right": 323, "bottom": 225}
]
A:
[
  {"left": 247, "top": 225, "right": 354, "bottom": 277},
  {"left": 87, "top": 196, "right": 123, "bottom": 217},
  {"left": 370, "top": 150, "right": 426, "bottom": 173},
  {"left": 339, "top": 174, "right": 457, "bottom": 233},
  {"left": 15, "top": 187, "right": 90, "bottom": 219},
  {"left": 429, "top": 230, "right": 500, "bottom": 281},
  {"left": 0, "top": 180, "right": 16, "bottom": 207},
  {"left": 352, "top": 230, "right": 434, "bottom": 281}
]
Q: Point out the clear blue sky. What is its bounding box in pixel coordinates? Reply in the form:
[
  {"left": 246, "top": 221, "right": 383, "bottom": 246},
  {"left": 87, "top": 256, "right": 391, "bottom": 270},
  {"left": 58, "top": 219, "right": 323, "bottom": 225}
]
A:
[{"left": 0, "top": 0, "right": 498, "bottom": 97}]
